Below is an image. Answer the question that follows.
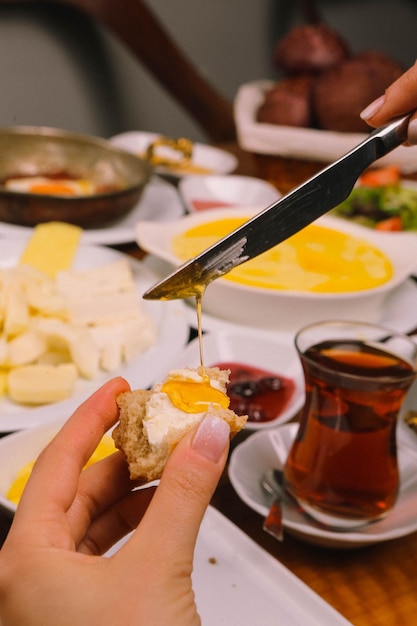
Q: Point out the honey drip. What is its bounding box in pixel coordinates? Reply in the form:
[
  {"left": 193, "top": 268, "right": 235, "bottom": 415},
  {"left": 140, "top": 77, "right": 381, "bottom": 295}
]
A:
[{"left": 195, "top": 288, "right": 207, "bottom": 380}]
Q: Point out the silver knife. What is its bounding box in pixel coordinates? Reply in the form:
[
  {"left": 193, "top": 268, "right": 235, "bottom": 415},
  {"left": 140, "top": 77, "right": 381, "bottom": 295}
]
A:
[{"left": 144, "top": 114, "right": 410, "bottom": 301}]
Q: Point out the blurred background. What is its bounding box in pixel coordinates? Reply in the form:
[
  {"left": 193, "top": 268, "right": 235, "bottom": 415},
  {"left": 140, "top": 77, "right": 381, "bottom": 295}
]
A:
[{"left": 0, "top": 0, "right": 416, "bottom": 141}]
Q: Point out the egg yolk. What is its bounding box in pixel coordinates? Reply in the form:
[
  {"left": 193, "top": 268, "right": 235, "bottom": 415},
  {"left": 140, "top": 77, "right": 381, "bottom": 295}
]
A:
[
  {"left": 6, "top": 435, "right": 117, "bottom": 505},
  {"left": 162, "top": 379, "right": 230, "bottom": 413},
  {"left": 29, "top": 182, "right": 78, "bottom": 195},
  {"left": 172, "top": 219, "right": 393, "bottom": 293},
  {"left": 4, "top": 176, "right": 95, "bottom": 196}
]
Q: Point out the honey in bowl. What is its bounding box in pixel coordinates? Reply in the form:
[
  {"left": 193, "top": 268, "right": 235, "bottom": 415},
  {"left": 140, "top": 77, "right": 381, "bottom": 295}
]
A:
[{"left": 171, "top": 218, "right": 393, "bottom": 293}]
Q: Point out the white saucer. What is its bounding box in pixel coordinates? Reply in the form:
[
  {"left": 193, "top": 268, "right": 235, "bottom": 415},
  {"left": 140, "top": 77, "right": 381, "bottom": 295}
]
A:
[{"left": 229, "top": 423, "right": 417, "bottom": 548}]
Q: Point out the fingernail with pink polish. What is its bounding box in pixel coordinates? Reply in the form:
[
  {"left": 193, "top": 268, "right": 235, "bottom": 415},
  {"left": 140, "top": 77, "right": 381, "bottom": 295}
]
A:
[
  {"left": 360, "top": 95, "right": 385, "bottom": 121},
  {"left": 192, "top": 414, "right": 230, "bottom": 463}
]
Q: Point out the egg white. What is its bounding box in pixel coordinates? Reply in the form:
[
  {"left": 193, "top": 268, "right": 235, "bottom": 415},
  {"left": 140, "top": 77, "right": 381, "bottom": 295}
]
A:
[{"left": 4, "top": 176, "right": 95, "bottom": 196}]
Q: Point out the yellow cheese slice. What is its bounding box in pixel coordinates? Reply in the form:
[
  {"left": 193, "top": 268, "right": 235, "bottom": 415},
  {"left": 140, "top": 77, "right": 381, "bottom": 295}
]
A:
[
  {"left": 7, "top": 363, "right": 78, "bottom": 404},
  {"left": 19, "top": 222, "right": 82, "bottom": 278}
]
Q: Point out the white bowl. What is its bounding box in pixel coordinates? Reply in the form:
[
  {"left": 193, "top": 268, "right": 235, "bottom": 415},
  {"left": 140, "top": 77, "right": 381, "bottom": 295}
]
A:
[
  {"left": 162, "top": 329, "right": 305, "bottom": 430},
  {"left": 178, "top": 174, "right": 280, "bottom": 213},
  {"left": 135, "top": 208, "right": 417, "bottom": 332}
]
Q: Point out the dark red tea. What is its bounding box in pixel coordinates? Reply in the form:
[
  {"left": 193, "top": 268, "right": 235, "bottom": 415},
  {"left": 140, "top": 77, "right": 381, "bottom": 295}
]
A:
[{"left": 284, "top": 339, "right": 415, "bottom": 521}]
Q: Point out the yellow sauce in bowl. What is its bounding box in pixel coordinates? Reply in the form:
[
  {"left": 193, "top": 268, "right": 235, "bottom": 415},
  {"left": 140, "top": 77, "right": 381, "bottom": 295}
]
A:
[
  {"left": 7, "top": 435, "right": 117, "bottom": 505},
  {"left": 172, "top": 218, "right": 393, "bottom": 293}
]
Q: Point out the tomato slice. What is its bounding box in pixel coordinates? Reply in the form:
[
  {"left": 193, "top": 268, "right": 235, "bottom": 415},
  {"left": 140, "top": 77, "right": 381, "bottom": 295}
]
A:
[
  {"left": 375, "top": 216, "right": 403, "bottom": 231},
  {"left": 359, "top": 165, "right": 401, "bottom": 187}
]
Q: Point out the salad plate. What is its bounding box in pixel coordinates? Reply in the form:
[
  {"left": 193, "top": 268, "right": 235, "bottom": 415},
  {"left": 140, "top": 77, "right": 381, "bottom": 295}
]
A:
[
  {"left": 110, "top": 130, "right": 237, "bottom": 178},
  {"left": 0, "top": 176, "right": 184, "bottom": 245},
  {"left": 229, "top": 423, "right": 417, "bottom": 549},
  {"left": 331, "top": 179, "right": 417, "bottom": 232},
  {"left": 0, "top": 241, "right": 190, "bottom": 432}
]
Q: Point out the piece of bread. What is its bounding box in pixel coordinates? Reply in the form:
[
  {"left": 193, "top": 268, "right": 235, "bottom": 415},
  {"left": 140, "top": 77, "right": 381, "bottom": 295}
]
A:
[{"left": 112, "top": 366, "right": 247, "bottom": 483}]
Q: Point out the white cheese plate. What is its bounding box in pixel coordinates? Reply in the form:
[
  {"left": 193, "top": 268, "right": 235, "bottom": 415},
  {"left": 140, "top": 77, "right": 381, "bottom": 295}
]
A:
[{"left": 0, "top": 240, "right": 190, "bottom": 432}]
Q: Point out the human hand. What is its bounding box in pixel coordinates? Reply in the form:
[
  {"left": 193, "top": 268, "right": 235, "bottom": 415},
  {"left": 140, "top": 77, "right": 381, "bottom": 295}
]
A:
[
  {"left": 0, "top": 377, "right": 230, "bottom": 626},
  {"left": 360, "top": 61, "right": 417, "bottom": 145}
]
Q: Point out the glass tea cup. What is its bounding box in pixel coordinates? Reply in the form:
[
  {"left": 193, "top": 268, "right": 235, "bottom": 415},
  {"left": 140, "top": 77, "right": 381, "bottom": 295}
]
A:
[{"left": 283, "top": 320, "right": 417, "bottom": 529}]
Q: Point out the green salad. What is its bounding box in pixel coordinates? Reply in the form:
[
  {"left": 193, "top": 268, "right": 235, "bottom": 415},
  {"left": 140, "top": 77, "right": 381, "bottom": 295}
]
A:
[{"left": 331, "top": 184, "right": 417, "bottom": 231}]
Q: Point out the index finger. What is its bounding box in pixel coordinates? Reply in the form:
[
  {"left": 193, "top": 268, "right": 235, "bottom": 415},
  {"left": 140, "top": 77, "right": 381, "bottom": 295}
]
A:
[{"left": 15, "top": 377, "right": 130, "bottom": 526}]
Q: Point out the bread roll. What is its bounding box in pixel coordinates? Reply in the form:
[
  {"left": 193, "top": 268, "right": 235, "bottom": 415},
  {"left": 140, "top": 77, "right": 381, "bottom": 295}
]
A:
[
  {"left": 312, "top": 51, "right": 404, "bottom": 132},
  {"left": 274, "top": 23, "right": 350, "bottom": 74},
  {"left": 256, "top": 74, "right": 314, "bottom": 127},
  {"left": 112, "top": 366, "right": 247, "bottom": 482}
]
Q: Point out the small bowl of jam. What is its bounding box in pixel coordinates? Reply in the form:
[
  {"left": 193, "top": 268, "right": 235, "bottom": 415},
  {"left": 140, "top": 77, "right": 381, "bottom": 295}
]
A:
[
  {"left": 0, "top": 126, "right": 151, "bottom": 229},
  {"left": 163, "top": 329, "right": 305, "bottom": 430}
]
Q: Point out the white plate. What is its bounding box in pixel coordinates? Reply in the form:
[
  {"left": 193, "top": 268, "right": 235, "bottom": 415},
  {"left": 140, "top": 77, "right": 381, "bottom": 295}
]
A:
[
  {"left": 0, "top": 240, "right": 190, "bottom": 432},
  {"left": 178, "top": 174, "right": 280, "bottom": 213},
  {"left": 110, "top": 130, "right": 238, "bottom": 178},
  {"left": 235, "top": 80, "right": 417, "bottom": 174},
  {"left": 0, "top": 176, "right": 184, "bottom": 245},
  {"left": 156, "top": 329, "right": 305, "bottom": 430},
  {"left": 0, "top": 418, "right": 349, "bottom": 626},
  {"left": 106, "top": 506, "right": 351, "bottom": 626},
  {"left": 229, "top": 423, "right": 417, "bottom": 549}
]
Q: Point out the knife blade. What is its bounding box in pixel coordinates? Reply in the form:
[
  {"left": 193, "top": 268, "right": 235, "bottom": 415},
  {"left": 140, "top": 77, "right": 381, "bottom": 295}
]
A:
[{"left": 144, "top": 114, "right": 410, "bottom": 301}]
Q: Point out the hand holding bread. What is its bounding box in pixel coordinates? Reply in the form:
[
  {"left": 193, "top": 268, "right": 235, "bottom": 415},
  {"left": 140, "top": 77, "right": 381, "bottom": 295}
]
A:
[
  {"left": 0, "top": 375, "right": 238, "bottom": 625},
  {"left": 113, "top": 366, "right": 247, "bottom": 482}
]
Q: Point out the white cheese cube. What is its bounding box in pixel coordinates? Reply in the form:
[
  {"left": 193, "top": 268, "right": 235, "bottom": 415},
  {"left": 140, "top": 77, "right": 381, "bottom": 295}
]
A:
[
  {"left": 7, "top": 330, "right": 47, "bottom": 367},
  {"left": 33, "top": 318, "right": 99, "bottom": 380}
]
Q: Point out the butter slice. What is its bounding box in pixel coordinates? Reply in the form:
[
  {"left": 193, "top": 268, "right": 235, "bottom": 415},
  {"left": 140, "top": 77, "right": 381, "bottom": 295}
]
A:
[{"left": 19, "top": 222, "right": 82, "bottom": 278}]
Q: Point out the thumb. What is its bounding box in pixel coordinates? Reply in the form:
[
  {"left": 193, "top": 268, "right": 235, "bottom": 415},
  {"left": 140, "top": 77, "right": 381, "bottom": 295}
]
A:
[{"left": 127, "top": 414, "right": 230, "bottom": 562}]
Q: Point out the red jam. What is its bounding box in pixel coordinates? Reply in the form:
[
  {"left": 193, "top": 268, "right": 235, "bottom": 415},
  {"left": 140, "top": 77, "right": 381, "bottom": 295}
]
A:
[
  {"left": 211, "top": 362, "right": 295, "bottom": 423},
  {"left": 191, "top": 199, "right": 233, "bottom": 211}
]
